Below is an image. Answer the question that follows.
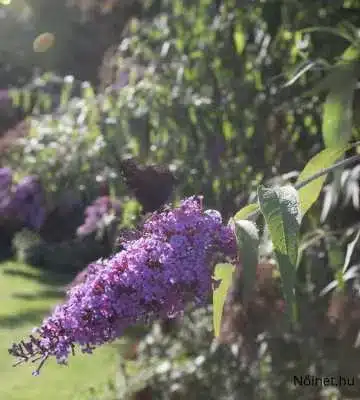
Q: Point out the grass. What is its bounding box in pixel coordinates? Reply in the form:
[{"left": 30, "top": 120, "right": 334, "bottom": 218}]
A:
[{"left": 0, "top": 260, "right": 119, "bottom": 400}]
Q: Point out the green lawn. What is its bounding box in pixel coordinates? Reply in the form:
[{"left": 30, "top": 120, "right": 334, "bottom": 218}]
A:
[{"left": 0, "top": 260, "right": 119, "bottom": 400}]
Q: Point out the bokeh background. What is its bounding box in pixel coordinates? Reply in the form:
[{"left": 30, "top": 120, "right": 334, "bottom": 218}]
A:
[{"left": 1, "top": 0, "right": 360, "bottom": 399}]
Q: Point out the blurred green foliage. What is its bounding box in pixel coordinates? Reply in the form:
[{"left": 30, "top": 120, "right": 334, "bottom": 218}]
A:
[{"left": 5, "top": 0, "right": 359, "bottom": 215}]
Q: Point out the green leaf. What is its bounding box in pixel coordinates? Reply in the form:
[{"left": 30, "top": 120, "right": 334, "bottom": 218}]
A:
[
  {"left": 258, "top": 186, "right": 301, "bottom": 264},
  {"left": 340, "top": 46, "right": 360, "bottom": 63},
  {"left": 322, "top": 46, "right": 359, "bottom": 148},
  {"left": 258, "top": 185, "right": 301, "bottom": 323},
  {"left": 322, "top": 67, "right": 357, "bottom": 149},
  {"left": 233, "top": 25, "right": 246, "bottom": 55},
  {"left": 296, "top": 146, "right": 348, "bottom": 216},
  {"left": 234, "top": 203, "right": 259, "bottom": 220},
  {"left": 234, "top": 219, "right": 259, "bottom": 301},
  {"left": 212, "top": 263, "right": 236, "bottom": 338}
]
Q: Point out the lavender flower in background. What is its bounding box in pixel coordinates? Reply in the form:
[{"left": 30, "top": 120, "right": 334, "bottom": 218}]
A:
[
  {"left": 0, "top": 168, "right": 45, "bottom": 230},
  {"left": 9, "top": 196, "right": 237, "bottom": 375},
  {"left": 0, "top": 167, "right": 12, "bottom": 191},
  {"left": 76, "top": 196, "right": 122, "bottom": 237},
  {"left": 11, "top": 176, "right": 45, "bottom": 230}
]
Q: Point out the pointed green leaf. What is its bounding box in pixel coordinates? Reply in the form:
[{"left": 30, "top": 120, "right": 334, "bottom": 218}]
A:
[
  {"left": 258, "top": 185, "right": 301, "bottom": 323},
  {"left": 234, "top": 219, "right": 259, "bottom": 301},
  {"left": 296, "top": 146, "right": 348, "bottom": 216},
  {"left": 234, "top": 203, "right": 259, "bottom": 220},
  {"left": 258, "top": 186, "right": 301, "bottom": 264},
  {"left": 212, "top": 263, "right": 236, "bottom": 337}
]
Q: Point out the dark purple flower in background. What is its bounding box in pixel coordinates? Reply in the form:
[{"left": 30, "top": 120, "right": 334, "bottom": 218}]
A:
[
  {"left": 76, "top": 196, "right": 122, "bottom": 237},
  {"left": 10, "top": 176, "right": 45, "bottom": 230},
  {"left": 9, "top": 196, "right": 236, "bottom": 375},
  {"left": 0, "top": 167, "right": 12, "bottom": 190},
  {"left": 0, "top": 169, "right": 45, "bottom": 230}
]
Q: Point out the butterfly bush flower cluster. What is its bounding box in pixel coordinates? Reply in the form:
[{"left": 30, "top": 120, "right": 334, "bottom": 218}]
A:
[
  {"left": 0, "top": 167, "right": 45, "bottom": 230},
  {"left": 9, "top": 197, "right": 236, "bottom": 375},
  {"left": 76, "top": 196, "right": 122, "bottom": 237}
]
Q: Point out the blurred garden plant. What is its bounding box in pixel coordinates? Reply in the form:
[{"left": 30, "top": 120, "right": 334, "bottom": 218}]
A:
[
  {"left": 76, "top": 195, "right": 122, "bottom": 239},
  {"left": 9, "top": 0, "right": 355, "bottom": 214},
  {"left": 0, "top": 167, "right": 45, "bottom": 230}
]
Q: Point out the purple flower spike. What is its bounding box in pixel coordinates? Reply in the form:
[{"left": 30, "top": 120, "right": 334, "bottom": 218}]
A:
[{"left": 9, "top": 196, "right": 236, "bottom": 375}]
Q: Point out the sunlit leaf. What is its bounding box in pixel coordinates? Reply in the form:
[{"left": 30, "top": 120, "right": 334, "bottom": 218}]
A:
[
  {"left": 234, "top": 203, "right": 259, "bottom": 220},
  {"left": 233, "top": 25, "right": 246, "bottom": 55},
  {"left": 320, "top": 265, "right": 360, "bottom": 297},
  {"left": 258, "top": 185, "right": 301, "bottom": 323},
  {"left": 296, "top": 146, "right": 348, "bottom": 216},
  {"left": 344, "top": 265, "right": 360, "bottom": 281},
  {"left": 283, "top": 59, "right": 328, "bottom": 88},
  {"left": 320, "top": 279, "right": 339, "bottom": 297},
  {"left": 320, "top": 183, "right": 338, "bottom": 222},
  {"left": 222, "top": 119, "right": 235, "bottom": 141},
  {"left": 212, "top": 263, "right": 236, "bottom": 337},
  {"left": 343, "top": 230, "right": 360, "bottom": 273}
]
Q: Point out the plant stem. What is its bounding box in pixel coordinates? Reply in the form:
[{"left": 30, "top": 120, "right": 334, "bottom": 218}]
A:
[
  {"left": 246, "top": 152, "right": 360, "bottom": 220},
  {"left": 294, "top": 154, "right": 360, "bottom": 191}
]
